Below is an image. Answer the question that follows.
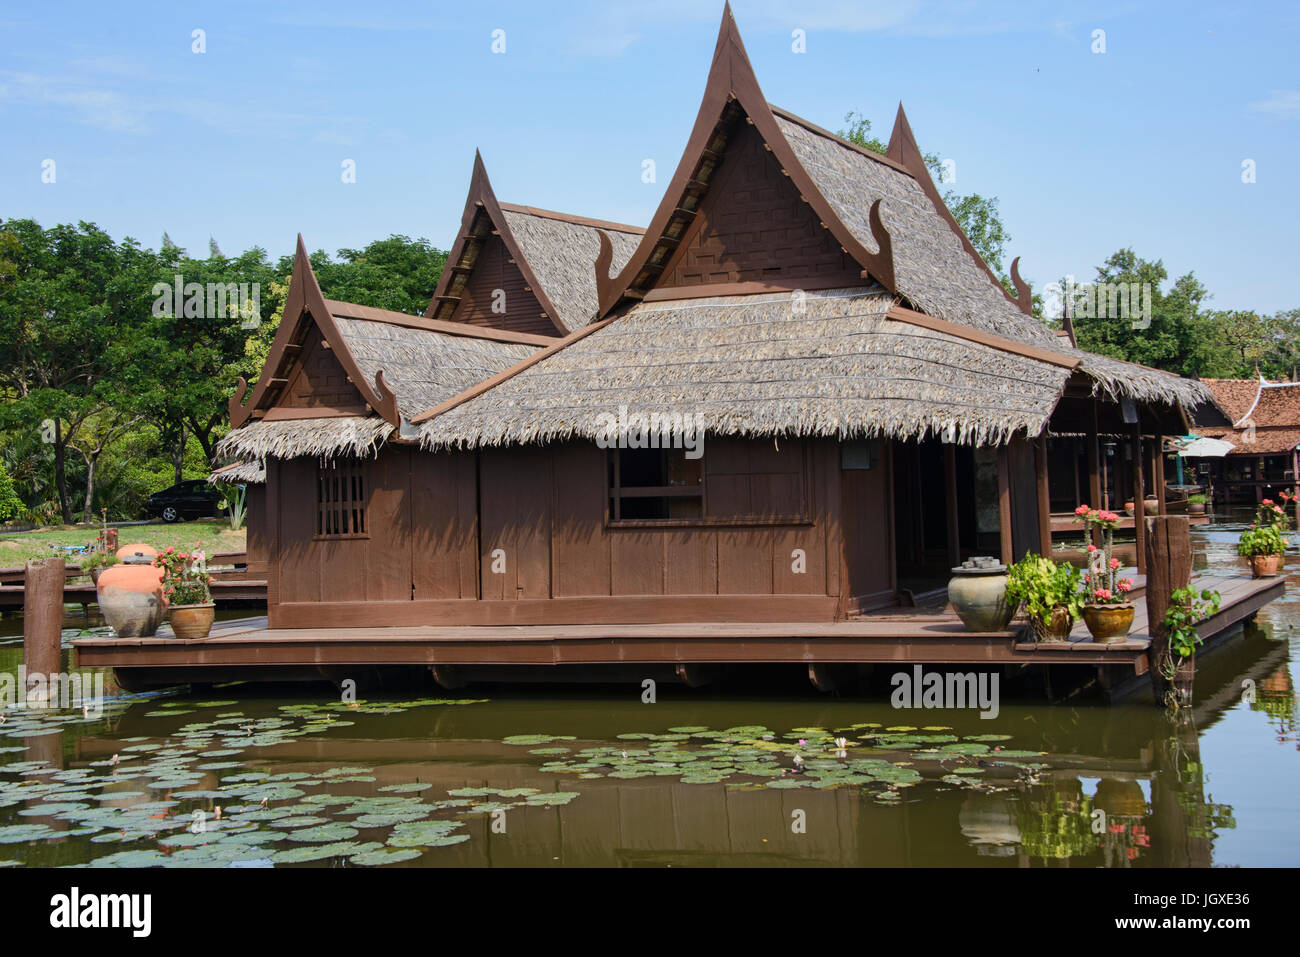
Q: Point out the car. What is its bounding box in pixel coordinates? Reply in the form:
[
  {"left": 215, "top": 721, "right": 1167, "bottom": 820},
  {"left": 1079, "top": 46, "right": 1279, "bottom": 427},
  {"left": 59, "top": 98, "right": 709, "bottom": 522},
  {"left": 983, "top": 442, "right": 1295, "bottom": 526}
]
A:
[{"left": 146, "top": 480, "right": 225, "bottom": 523}]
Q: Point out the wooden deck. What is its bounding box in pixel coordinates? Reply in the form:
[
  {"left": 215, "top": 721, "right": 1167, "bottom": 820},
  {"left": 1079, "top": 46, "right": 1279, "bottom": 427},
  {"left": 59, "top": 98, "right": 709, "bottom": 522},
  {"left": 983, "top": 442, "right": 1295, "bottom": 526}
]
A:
[{"left": 71, "top": 573, "right": 1284, "bottom": 677}]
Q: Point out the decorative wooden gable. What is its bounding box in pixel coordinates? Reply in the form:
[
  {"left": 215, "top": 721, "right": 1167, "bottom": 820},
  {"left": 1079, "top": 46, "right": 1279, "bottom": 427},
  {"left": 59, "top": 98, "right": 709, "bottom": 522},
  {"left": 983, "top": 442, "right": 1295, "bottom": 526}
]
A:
[
  {"left": 446, "top": 231, "right": 551, "bottom": 336},
  {"left": 427, "top": 151, "right": 568, "bottom": 338},
  {"left": 656, "top": 118, "right": 864, "bottom": 292},
  {"left": 279, "top": 326, "right": 367, "bottom": 412}
]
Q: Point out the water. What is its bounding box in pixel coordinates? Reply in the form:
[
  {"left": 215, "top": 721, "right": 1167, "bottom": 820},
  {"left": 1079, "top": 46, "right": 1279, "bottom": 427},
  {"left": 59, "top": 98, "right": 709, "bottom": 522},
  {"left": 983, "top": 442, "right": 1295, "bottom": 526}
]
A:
[{"left": 0, "top": 516, "right": 1295, "bottom": 868}]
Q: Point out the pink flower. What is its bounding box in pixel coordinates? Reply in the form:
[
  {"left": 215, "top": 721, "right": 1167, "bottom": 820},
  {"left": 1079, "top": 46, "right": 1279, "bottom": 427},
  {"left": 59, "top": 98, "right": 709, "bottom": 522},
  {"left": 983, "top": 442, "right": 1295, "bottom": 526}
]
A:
[
  {"left": 1263, "top": 498, "right": 1274, "bottom": 506},
  {"left": 1075, "top": 505, "right": 1090, "bottom": 516},
  {"left": 166, "top": 546, "right": 174, "bottom": 554},
  {"left": 1087, "top": 544, "right": 1098, "bottom": 553},
  {"left": 1095, "top": 588, "right": 1112, "bottom": 601},
  {"left": 1109, "top": 557, "right": 1121, "bottom": 570},
  {"left": 1117, "top": 580, "right": 1132, "bottom": 593}
]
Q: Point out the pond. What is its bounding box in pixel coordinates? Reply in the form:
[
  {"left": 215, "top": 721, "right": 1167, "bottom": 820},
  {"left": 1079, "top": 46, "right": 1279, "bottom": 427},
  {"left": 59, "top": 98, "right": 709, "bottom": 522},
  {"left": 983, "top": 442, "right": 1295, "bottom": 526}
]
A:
[{"left": 0, "top": 515, "right": 1295, "bottom": 867}]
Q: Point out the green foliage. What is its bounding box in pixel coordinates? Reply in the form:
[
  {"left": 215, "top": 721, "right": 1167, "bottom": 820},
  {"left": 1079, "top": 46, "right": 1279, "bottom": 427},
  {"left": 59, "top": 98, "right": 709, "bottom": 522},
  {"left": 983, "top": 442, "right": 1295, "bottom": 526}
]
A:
[
  {"left": 1005, "top": 553, "right": 1084, "bottom": 622},
  {"left": 0, "top": 459, "right": 21, "bottom": 522},
  {"left": 1236, "top": 524, "right": 1287, "bottom": 558},
  {"left": 215, "top": 482, "right": 247, "bottom": 531},
  {"left": 1186, "top": 493, "right": 1208, "bottom": 505},
  {"left": 1164, "top": 587, "right": 1221, "bottom": 658},
  {"left": 79, "top": 551, "right": 119, "bottom": 576}
]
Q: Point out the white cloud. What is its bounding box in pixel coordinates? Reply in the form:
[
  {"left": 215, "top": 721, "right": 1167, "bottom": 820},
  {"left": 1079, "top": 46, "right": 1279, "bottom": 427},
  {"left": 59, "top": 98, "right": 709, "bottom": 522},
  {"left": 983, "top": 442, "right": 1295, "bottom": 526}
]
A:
[{"left": 1248, "top": 90, "right": 1300, "bottom": 119}]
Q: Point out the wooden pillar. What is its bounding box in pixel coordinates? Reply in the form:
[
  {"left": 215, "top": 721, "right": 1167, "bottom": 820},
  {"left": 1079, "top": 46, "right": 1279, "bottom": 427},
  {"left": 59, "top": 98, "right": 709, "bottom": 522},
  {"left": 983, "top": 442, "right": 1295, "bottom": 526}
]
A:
[
  {"left": 1131, "top": 425, "right": 1147, "bottom": 575},
  {"left": 1145, "top": 516, "right": 1192, "bottom": 705},
  {"left": 944, "top": 444, "right": 960, "bottom": 569},
  {"left": 997, "top": 445, "right": 1013, "bottom": 565},
  {"left": 23, "top": 559, "right": 64, "bottom": 704},
  {"left": 1154, "top": 437, "right": 1168, "bottom": 515},
  {"left": 1086, "top": 409, "right": 1103, "bottom": 549},
  {"left": 1034, "top": 434, "right": 1052, "bottom": 557}
]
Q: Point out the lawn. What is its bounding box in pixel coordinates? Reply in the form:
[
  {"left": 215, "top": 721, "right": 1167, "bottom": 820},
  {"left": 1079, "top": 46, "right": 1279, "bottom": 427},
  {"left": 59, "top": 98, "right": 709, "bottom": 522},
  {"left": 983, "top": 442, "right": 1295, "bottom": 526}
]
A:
[{"left": 0, "top": 519, "right": 247, "bottom": 566}]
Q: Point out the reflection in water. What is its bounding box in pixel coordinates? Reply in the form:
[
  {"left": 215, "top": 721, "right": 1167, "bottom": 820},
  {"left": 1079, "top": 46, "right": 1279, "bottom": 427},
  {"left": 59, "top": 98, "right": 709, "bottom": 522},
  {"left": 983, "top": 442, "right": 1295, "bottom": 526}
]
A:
[{"left": 0, "top": 521, "right": 1295, "bottom": 868}]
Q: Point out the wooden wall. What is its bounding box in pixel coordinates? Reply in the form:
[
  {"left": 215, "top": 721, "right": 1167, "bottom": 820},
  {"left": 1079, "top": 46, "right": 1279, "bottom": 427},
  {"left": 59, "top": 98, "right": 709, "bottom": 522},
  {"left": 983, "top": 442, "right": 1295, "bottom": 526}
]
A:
[
  {"left": 265, "top": 437, "right": 901, "bottom": 628},
  {"left": 449, "top": 233, "right": 553, "bottom": 337}
]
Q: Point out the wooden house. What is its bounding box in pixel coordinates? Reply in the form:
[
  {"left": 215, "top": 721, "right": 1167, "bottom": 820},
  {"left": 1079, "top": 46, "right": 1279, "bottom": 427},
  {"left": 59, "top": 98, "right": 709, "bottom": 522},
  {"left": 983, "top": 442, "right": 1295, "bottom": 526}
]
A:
[
  {"left": 1187, "top": 376, "right": 1300, "bottom": 507},
  {"left": 211, "top": 7, "right": 1213, "bottom": 641}
]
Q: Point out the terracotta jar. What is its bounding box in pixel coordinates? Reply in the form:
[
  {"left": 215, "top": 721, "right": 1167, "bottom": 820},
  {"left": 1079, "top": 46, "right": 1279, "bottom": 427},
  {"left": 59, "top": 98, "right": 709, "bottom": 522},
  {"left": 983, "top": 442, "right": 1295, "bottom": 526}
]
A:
[
  {"left": 96, "top": 562, "right": 165, "bottom": 638},
  {"left": 1082, "top": 602, "right": 1136, "bottom": 643},
  {"left": 169, "top": 602, "right": 215, "bottom": 639},
  {"left": 1187, "top": 501, "right": 1206, "bottom": 515},
  {"left": 1249, "top": 554, "right": 1282, "bottom": 578},
  {"left": 947, "top": 560, "right": 1014, "bottom": 632},
  {"left": 116, "top": 543, "right": 158, "bottom": 561},
  {"left": 1143, "top": 496, "right": 1159, "bottom": 515}
]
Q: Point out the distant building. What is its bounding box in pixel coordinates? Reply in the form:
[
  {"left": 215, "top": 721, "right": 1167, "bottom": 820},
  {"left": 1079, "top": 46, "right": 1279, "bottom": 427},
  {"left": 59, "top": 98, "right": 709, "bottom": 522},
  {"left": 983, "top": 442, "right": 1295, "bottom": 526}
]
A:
[{"left": 1189, "top": 376, "right": 1300, "bottom": 506}]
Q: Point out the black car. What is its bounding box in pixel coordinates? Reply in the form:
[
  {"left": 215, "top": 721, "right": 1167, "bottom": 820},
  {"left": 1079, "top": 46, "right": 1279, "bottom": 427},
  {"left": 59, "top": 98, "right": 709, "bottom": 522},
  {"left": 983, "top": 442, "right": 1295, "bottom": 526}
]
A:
[{"left": 146, "top": 480, "right": 225, "bottom": 522}]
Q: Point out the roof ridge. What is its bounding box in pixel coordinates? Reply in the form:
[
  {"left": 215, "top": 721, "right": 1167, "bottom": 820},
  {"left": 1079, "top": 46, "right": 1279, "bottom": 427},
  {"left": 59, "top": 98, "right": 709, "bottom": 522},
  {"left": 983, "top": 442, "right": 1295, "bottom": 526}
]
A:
[{"left": 496, "top": 202, "right": 645, "bottom": 235}]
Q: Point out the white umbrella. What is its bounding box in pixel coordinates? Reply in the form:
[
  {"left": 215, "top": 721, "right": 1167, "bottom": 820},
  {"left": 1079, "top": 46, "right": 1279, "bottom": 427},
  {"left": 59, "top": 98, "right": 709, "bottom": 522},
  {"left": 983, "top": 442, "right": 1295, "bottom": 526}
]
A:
[{"left": 1179, "top": 436, "right": 1235, "bottom": 458}]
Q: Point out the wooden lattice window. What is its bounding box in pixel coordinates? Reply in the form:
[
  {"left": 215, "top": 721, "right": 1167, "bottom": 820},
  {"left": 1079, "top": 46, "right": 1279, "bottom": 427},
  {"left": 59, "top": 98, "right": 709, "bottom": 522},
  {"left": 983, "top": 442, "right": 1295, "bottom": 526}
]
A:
[{"left": 315, "top": 460, "right": 367, "bottom": 539}]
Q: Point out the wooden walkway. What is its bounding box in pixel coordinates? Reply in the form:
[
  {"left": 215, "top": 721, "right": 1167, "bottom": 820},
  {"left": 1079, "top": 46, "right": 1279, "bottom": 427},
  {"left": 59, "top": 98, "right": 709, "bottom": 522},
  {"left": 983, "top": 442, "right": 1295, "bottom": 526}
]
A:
[{"left": 71, "top": 573, "right": 1284, "bottom": 676}]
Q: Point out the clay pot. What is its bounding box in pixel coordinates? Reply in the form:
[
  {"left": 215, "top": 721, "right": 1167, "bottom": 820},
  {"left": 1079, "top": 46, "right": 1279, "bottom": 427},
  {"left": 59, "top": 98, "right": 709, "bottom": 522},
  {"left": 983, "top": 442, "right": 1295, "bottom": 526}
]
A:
[
  {"left": 1187, "top": 502, "right": 1206, "bottom": 515},
  {"left": 169, "top": 602, "right": 215, "bottom": 639},
  {"left": 96, "top": 563, "right": 165, "bottom": 638},
  {"left": 1030, "top": 604, "right": 1075, "bottom": 642},
  {"left": 115, "top": 543, "right": 158, "bottom": 561},
  {"left": 1143, "top": 497, "right": 1159, "bottom": 514},
  {"left": 1082, "top": 602, "right": 1136, "bottom": 643},
  {"left": 948, "top": 562, "right": 1014, "bottom": 632},
  {"left": 1249, "top": 554, "right": 1282, "bottom": 578}
]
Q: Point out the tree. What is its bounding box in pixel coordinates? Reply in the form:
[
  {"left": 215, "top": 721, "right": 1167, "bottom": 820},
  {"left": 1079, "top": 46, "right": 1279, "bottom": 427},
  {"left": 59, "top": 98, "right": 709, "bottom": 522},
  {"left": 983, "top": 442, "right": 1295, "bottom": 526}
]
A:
[
  {"left": 281, "top": 235, "right": 447, "bottom": 316},
  {"left": 0, "top": 459, "right": 22, "bottom": 521},
  {"left": 839, "top": 112, "right": 1011, "bottom": 280}
]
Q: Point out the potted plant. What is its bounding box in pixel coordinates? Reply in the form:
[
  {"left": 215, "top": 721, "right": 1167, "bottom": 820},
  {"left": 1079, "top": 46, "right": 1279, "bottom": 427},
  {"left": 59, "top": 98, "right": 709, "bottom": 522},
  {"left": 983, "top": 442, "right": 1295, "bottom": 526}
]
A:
[
  {"left": 154, "top": 545, "right": 214, "bottom": 639},
  {"left": 1186, "top": 492, "right": 1208, "bottom": 516},
  {"left": 80, "top": 550, "right": 120, "bottom": 585},
  {"left": 1157, "top": 587, "right": 1221, "bottom": 709},
  {"left": 1237, "top": 524, "right": 1287, "bottom": 577},
  {"left": 1005, "top": 553, "right": 1084, "bottom": 641},
  {"left": 1123, "top": 500, "right": 1135, "bottom": 517},
  {"left": 1074, "top": 505, "right": 1137, "bottom": 642}
]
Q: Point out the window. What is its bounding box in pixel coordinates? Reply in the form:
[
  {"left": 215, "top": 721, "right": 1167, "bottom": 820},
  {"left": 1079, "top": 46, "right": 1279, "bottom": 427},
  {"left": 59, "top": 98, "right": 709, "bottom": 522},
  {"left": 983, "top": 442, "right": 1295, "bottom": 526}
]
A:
[
  {"left": 316, "top": 460, "right": 367, "bottom": 538},
  {"left": 607, "top": 441, "right": 812, "bottom": 526},
  {"left": 609, "top": 448, "right": 703, "bottom": 521}
]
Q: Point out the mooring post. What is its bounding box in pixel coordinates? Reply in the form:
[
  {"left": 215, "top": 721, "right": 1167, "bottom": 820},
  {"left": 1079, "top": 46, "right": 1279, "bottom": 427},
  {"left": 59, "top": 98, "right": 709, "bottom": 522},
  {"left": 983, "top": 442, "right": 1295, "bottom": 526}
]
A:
[
  {"left": 23, "top": 558, "right": 65, "bottom": 704},
  {"left": 1144, "top": 516, "right": 1191, "bottom": 705}
]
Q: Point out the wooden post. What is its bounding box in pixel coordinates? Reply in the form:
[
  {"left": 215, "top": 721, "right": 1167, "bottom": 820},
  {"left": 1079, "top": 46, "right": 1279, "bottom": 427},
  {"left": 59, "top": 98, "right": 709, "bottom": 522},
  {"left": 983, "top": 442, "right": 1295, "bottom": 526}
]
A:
[
  {"left": 23, "top": 559, "right": 64, "bottom": 704},
  {"left": 1154, "top": 437, "right": 1168, "bottom": 516},
  {"left": 1145, "top": 516, "right": 1192, "bottom": 705},
  {"left": 997, "top": 445, "right": 1013, "bottom": 565},
  {"left": 1131, "top": 425, "right": 1147, "bottom": 575},
  {"left": 1034, "top": 434, "right": 1052, "bottom": 557},
  {"left": 1086, "top": 409, "right": 1103, "bottom": 549},
  {"left": 944, "top": 444, "right": 960, "bottom": 569}
]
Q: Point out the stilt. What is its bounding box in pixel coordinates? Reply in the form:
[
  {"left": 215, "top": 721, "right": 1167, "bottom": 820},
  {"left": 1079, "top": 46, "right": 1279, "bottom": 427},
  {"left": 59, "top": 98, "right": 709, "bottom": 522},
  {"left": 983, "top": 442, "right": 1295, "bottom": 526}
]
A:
[
  {"left": 1034, "top": 433, "right": 1052, "bottom": 557},
  {"left": 807, "top": 662, "right": 845, "bottom": 694},
  {"left": 1144, "top": 515, "right": 1191, "bottom": 706},
  {"left": 997, "top": 445, "right": 1013, "bottom": 565},
  {"left": 674, "top": 663, "right": 712, "bottom": 688},
  {"left": 1154, "top": 437, "right": 1168, "bottom": 515},
  {"left": 23, "top": 558, "right": 64, "bottom": 704}
]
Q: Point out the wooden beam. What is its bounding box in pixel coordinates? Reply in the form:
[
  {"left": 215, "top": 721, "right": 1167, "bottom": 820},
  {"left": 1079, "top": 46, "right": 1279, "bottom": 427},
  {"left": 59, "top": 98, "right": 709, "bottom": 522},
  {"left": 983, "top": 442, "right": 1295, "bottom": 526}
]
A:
[
  {"left": 887, "top": 305, "right": 1080, "bottom": 370},
  {"left": 997, "top": 445, "right": 1013, "bottom": 565},
  {"left": 1087, "top": 405, "right": 1104, "bottom": 548},
  {"left": 1035, "top": 434, "right": 1052, "bottom": 558},
  {"left": 944, "top": 444, "right": 960, "bottom": 569},
  {"left": 1132, "top": 424, "right": 1147, "bottom": 575},
  {"left": 1154, "top": 437, "right": 1168, "bottom": 516}
]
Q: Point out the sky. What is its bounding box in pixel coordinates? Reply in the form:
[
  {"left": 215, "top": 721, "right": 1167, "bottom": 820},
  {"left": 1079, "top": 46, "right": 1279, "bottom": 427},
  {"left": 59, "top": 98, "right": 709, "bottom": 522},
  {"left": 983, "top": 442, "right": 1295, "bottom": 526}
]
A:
[{"left": 1, "top": 0, "right": 1297, "bottom": 312}]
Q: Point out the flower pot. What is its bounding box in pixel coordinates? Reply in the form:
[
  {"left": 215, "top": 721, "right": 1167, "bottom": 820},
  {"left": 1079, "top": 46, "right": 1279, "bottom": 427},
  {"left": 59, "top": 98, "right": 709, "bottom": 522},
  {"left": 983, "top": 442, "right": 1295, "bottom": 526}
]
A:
[
  {"left": 1082, "top": 602, "right": 1135, "bottom": 643},
  {"left": 1143, "top": 497, "right": 1159, "bottom": 514},
  {"left": 1094, "top": 779, "right": 1146, "bottom": 819},
  {"left": 947, "top": 561, "right": 1014, "bottom": 632},
  {"left": 1249, "top": 554, "right": 1282, "bottom": 578},
  {"left": 96, "top": 563, "right": 165, "bottom": 638},
  {"left": 169, "top": 602, "right": 215, "bottom": 639},
  {"left": 1187, "top": 502, "right": 1206, "bottom": 515},
  {"left": 1029, "top": 604, "right": 1075, "bottom": 642}
]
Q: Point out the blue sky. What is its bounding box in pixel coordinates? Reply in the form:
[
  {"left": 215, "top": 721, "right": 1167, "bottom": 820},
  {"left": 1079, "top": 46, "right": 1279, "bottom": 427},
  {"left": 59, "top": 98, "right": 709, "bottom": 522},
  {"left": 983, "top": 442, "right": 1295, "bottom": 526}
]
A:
[{"left": 2, "top": 0, "right": 1296, "bottom": 312}]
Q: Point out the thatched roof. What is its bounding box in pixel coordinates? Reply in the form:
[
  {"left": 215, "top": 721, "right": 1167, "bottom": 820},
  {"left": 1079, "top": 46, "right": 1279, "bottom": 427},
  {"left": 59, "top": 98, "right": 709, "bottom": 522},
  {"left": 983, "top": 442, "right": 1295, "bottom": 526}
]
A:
[
  {"left": 206, "top": 460, "right": 266, "bottom": 484},
  {"left": 328, "top": 302, "right": 534, "bottom": 419},
  {"left": 1195, "top": 377, "right": 1300, "bottom": 455},
  {"left": 416, "top": 288, "right": 1073, "bottom": 451},
  {"left": 498, "top": 205, "right": 642, "bottom": 333},
  {"left": 218, "top": 415, "right": 394, "bottom": 462},
  {"left": 219, "top": 294, "right": 537, "bottom": 462},
  {"left": 770, "top": 110, "right": 1213, "bottom": 411}
]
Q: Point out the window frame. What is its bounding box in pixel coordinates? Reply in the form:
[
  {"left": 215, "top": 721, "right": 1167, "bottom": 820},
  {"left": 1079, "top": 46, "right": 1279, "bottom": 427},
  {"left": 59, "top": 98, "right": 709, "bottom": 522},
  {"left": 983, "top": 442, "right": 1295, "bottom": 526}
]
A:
[{"left": 313, "top": 458, "right": 370, "bottom": 541}]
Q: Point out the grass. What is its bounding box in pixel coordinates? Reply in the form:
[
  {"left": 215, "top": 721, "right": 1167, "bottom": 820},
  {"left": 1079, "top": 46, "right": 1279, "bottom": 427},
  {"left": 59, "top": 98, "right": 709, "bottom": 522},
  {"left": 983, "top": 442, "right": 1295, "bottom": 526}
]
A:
[{"left": 0, "top": 519, "right": 247, "bottom": 566}]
